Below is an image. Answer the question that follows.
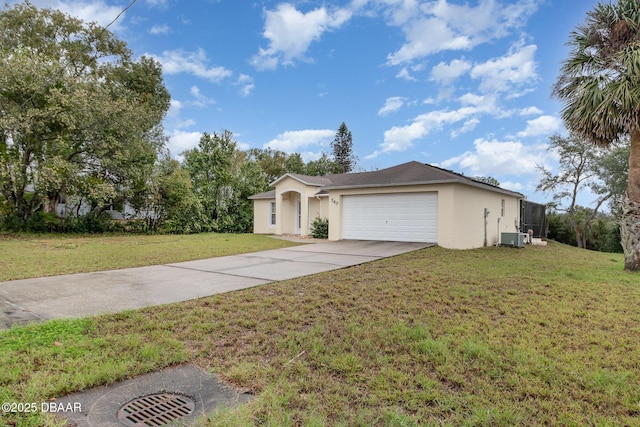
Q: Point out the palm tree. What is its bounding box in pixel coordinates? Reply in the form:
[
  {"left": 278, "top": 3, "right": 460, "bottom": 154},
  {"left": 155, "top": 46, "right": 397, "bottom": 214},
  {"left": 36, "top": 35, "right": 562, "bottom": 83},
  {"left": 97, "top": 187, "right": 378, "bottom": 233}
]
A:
[{"left": 554, "top": 0, "right": 640, "bottom": 271}]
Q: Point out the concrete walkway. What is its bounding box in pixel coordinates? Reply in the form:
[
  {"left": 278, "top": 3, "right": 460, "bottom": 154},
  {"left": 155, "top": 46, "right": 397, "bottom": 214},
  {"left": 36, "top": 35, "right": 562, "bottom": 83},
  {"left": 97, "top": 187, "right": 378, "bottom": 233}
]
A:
[{"left": 0, "top": 240, "right": 431, "bottom": 330}]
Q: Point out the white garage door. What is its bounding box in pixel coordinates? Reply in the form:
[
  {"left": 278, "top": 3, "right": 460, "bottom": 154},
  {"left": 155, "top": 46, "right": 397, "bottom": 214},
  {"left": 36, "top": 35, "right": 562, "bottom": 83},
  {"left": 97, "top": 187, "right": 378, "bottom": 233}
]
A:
[{"left": 341, "top": 192, "right": 438, "bottom": 242}]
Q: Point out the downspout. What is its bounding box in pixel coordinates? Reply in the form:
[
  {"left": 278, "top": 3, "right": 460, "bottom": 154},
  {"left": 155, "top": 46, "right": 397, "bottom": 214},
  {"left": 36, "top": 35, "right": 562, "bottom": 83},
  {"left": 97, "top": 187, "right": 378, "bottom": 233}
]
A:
[
  {"left": 496, "top": 217, "right": 501, "bottom": 246},
  {"left": 484, "top": 208, "right": 490, "bottom": 247}
]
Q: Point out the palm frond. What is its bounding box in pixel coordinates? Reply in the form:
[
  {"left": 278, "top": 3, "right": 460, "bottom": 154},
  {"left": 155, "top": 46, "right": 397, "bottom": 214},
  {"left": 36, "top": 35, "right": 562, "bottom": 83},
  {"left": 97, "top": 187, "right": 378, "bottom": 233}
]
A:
[{"left": 553, "top": 0, "right": 640, "bottom": 146}]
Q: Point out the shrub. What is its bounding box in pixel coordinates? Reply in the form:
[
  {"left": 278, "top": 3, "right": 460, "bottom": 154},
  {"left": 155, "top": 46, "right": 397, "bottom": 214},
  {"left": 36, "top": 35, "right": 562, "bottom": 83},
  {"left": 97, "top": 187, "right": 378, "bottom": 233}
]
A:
[
  {"left": 311, "top": 217, "right": 329, "bottom": 239},
  {"left": 0, "top": 211, "right": 22, "bottom": 231},
  {"left": 56, "top": 212, "right": 118, "bottom": 233},
  {"left": 25, "top": 211, "right": 59, "bottom": 232}
]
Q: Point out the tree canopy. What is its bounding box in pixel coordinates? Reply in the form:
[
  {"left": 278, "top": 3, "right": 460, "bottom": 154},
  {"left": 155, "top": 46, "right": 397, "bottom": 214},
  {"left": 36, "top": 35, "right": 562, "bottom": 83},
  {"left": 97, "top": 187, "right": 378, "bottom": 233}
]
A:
[
  {"left": 0, "top": 2, "right": 170, "bottom": 229},
  {"left": 0, "top": 3, "right": 362, "bottom": 235},
  {"left": 331, "top": 122, "right": 357, "bottom": 173},
  {"left": 537, "top": 134, "right": 628, "bottom": 249}
]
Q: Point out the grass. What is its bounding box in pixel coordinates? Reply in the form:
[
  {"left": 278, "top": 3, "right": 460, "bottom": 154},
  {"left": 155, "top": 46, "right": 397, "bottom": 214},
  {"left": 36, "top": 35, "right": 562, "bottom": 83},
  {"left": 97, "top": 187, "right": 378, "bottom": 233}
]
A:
[
  {"left": 1, "top": 241, "right": 640, "bottom": 426},
  {"left": 0, "top": 233, "right": 298, "bottom": 281}
]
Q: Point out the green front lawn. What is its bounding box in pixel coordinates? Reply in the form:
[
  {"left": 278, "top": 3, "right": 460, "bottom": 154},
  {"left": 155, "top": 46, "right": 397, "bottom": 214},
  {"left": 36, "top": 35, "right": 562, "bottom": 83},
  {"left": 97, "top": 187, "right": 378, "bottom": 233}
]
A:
[
  {"left": 1, "top": 242, "right": 639, "bottom": 426},
  {"left": 0, "top": 233, "right": 298, "bottom": 281}
]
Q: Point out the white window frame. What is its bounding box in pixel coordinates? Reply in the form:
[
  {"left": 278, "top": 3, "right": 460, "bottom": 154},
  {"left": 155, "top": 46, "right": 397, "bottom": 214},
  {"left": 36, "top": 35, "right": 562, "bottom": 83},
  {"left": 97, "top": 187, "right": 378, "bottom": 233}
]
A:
[{"left": 269, "top": 201, "right": 276, "bottom": 226}]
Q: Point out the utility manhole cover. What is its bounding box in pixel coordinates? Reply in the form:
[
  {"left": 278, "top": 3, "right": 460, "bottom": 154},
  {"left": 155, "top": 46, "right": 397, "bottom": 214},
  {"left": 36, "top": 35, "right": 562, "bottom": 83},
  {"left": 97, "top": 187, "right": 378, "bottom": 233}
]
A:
[{"left": 117, "top": 392, "right": 195, "bottom": 426}]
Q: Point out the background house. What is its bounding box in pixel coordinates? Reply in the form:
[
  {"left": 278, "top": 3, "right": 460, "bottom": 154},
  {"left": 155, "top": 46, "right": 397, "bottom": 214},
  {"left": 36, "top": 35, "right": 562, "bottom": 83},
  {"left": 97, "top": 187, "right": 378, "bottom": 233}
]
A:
[{"left": 250, "top": 161, "right": 525, "bottom": 249}]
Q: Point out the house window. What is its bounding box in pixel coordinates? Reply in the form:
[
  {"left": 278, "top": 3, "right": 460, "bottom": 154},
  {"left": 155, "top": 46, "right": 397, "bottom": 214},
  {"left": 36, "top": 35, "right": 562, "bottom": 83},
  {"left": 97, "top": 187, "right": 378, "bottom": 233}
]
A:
[
  {"left": 501, "top": 199, "right": 505, "bottom": 217},
  {"left": 269, "top": 202, "right": 276, "bottom": 226}
]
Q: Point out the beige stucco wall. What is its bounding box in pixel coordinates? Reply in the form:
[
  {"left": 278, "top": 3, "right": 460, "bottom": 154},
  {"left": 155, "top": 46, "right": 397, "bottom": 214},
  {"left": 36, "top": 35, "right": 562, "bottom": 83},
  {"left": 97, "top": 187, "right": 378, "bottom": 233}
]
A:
[
  {"left": 273, "top": 177, "right": 327, "bottom": 236},
  {"left": 252, "top": 198, "right": 276, "bottom": 234},
  {"left": 445, "top": 184, "right": 520, "bottom": 249},
  {"left": 325, "top": 183, "right": 521, "bottom": 249},
  {"left": 308, "top": 196, "right": 328, "bottom": 222}
]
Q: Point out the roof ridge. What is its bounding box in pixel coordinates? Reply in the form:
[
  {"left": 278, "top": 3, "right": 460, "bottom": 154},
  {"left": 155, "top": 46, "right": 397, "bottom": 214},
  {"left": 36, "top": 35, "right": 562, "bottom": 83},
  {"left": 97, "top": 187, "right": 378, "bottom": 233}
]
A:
[
  {"left": 263, "top": 161, "right": 523, "bottom": 199},
  {"left": 423, "top": 162, "right": 504, "bottom": 189}
]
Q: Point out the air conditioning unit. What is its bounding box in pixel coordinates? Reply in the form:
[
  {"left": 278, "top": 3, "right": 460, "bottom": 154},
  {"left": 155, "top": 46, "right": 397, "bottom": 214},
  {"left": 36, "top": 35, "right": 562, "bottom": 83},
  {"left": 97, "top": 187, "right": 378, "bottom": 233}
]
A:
[{"left": 500, "top": 232, "right": 525, "bottom": 248}]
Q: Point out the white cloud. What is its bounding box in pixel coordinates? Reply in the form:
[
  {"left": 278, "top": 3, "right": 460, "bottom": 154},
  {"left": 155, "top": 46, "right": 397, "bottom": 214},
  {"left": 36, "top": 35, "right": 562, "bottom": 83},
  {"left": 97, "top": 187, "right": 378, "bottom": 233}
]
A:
[
  {"left": 374, "top": 33, "right": 539, "bottom": 160},
  {"left": 148, "top": 49, "right": 233, "bottom": 83},
  {"left": 21, "top": 0, "right": 126, "bottom": 29},
  {"left": 459, "top": 92, "right": 492, "bottom": 107},
  {"left": 264, "top": 129, "right": 335, "bottom": 153},
  {"left": 165, "top": 99, "right": 196, "bottom": 130},
  {"left": 146, "top": 0, "right": 168, "bottom": 7},
  {"left": 386, "top": 0, "right": 539, "bottom": 65},
  {"left": 388, "top": 15, "right": 470, "bottom": 65},
  {"left": 450, "top": 118, "right": 480, "bottom": 138},
  {"left": 378, "top": 97, "right": 406, "bottom": 116},
  {"left": 169, "top": 99, "right": 182, "bottom": 110},
  {"left": 519, "top": 106, "right": 543, "bottom": 116},
  {"left": 440, "top": 138, "right": 549, "bottom": 177},
  {"left": 516, "top": 115, "right": 562, "bottom": 138},
  {"left": 149, "top": 24, "right": 170, "bottom": 35},
  {"left": 368, "top": 92, "right": 507, "bottom": 159},
  {"left": 396, "top": 67, "right": 417, "bottom": 81},
  {"left": 251, "top": 3, "right": 352, "bottom": 70},
  {"left": 189, "top": 86, "right": 202, "bottom": 98},
  {"left": 458, "top": 93, "right": 507, "bottom": 117},
  {"left": 430, "top": 58, "right": 471, "bottom": 85},
  {"left": 500, "top": 181, "right": 524, "bottom": 191},
  {"left": 397, "top": 62, "right": 427, "bottom": 80},
  {"left": 189, "top": 86, "right": 216, "bottom": 108},
  {"left": 470, "top": 43, "right": 538, "bottom": 94},
  {"left": 168, "top": 130, "right": 202, "bottom": 157},
  {"left": 299, "top": 151, "right": 325, "bottom": 162},
  {"left": 381, "top": 0, "right": 421, "bottom": 26},
  {"left": 367, "top": 106, "right": 483, "bottom": 158},
  {"left": 235, "top": 74, "right": 255, "bottom": 97}
]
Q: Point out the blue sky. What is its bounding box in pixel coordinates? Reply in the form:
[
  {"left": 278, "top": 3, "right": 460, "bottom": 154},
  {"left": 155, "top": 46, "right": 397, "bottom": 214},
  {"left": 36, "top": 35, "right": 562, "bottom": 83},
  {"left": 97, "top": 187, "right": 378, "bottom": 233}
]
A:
[{"left": 10, "top": 0, "right": 603, "bottom": 202}]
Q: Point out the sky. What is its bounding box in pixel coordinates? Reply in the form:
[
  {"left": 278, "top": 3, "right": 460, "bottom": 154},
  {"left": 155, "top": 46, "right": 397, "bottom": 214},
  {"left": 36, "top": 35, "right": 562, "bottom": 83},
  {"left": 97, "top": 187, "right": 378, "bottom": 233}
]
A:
[{"left": 6, "top": 0, "right": 604, "bottom": 203}]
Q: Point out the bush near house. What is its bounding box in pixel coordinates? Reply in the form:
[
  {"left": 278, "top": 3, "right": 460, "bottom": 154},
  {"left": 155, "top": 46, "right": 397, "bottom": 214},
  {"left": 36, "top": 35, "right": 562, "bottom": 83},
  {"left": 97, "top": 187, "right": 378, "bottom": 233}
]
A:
[{"left": 310, "top": 217, "right": 329, "bottom": 239}]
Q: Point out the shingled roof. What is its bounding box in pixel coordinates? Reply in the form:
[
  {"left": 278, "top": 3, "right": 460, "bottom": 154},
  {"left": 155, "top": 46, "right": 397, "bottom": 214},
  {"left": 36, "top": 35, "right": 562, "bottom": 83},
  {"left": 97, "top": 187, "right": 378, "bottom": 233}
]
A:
[
  {"left": 248, "top": 189, "right": 276, "bottom": 200},
  {"left": 252, "top": 161, "right": 524, "bottom": 199},
  {"left": 271, "top": 173, "right": 334, "bottom": 187}
]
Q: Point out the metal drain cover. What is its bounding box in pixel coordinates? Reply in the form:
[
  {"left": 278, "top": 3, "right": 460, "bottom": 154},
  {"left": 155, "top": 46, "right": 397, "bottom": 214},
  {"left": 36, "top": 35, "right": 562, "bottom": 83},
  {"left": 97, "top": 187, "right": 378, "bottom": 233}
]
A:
[{"left": 117, "top": 392, "right": 195, "bottom": 426}]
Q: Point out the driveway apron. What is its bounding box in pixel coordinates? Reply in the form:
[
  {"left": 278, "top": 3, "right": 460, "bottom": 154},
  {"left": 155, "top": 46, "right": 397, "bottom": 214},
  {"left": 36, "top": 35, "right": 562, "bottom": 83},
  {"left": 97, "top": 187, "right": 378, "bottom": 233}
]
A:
[{"left": 0, "top": 240, "right": 432, "bottom": 330}]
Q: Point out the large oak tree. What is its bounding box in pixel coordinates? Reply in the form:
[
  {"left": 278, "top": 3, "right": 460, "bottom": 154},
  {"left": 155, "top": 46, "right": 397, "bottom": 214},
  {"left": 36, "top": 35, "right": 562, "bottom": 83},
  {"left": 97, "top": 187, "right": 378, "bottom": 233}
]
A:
[{"left": 0, "top": 2, "right": 169, "bottom": 228}]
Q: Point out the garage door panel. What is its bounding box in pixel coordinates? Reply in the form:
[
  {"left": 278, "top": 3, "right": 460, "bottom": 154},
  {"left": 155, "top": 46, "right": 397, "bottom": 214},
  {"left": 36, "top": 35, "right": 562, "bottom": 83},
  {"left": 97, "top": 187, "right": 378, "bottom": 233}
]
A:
[{"left": 341, "top": 193, "right": 437, "bottom": 243}]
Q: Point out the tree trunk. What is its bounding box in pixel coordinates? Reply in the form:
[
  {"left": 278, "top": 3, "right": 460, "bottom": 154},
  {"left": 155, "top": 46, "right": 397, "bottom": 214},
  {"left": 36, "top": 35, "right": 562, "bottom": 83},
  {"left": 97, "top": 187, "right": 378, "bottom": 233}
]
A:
[
  {"left": 621, "top": 196, "right": 640, "bottom": 270},
  {"left": 575, "top": 225, "right": 585, "bottom": 249},
  {"left": 621, "top": 130, "right": 640, "bottom": 271},
  {"left": 44, "top": 194, "right": 59, "bottom": 215}
]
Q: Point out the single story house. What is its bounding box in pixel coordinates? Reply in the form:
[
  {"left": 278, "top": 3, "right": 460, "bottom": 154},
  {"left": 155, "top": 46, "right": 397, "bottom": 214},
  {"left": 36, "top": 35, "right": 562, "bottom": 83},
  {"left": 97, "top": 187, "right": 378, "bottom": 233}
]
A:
[{"left": 249, "top": 161, "right": 525, "bottom": 249}]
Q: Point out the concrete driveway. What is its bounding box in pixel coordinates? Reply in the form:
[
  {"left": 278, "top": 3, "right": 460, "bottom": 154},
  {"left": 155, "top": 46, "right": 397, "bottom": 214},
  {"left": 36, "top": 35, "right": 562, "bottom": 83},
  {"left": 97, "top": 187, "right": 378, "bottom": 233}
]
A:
[{"left": 0, "top": 240, "right": 432, "bottom": 330}]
